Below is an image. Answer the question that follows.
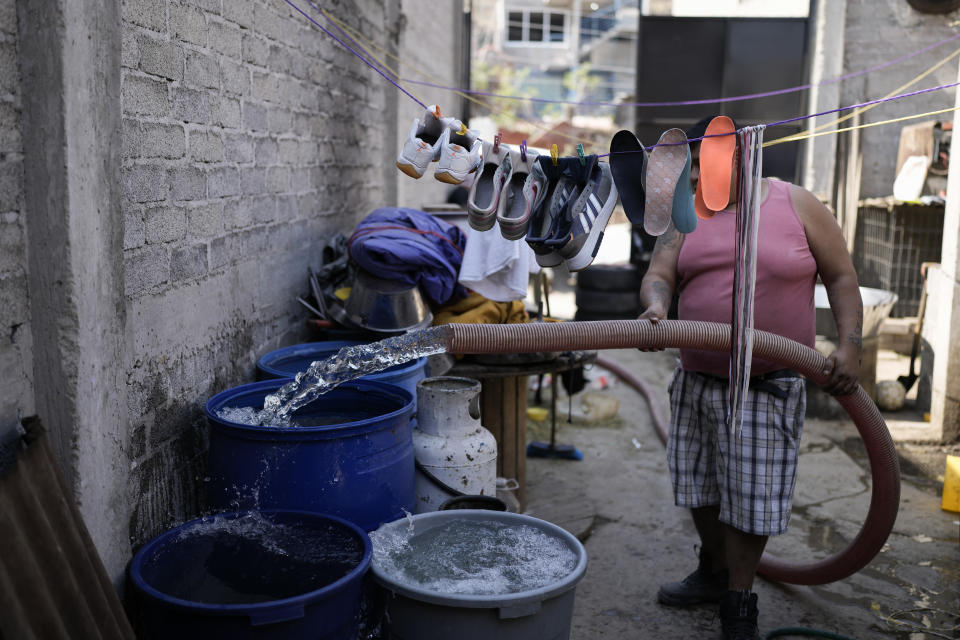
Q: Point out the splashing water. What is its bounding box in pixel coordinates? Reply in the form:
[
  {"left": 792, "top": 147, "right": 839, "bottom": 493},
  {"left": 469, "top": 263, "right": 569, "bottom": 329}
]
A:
[
  {"left": 142, "top": 512, "right": 365, "bottom": 604},
  {"left": 371, "top": 519, "right": 578, "bottom": 596},
  {"left": 218, "top": 327, "right": 448, "bottom": 427}
]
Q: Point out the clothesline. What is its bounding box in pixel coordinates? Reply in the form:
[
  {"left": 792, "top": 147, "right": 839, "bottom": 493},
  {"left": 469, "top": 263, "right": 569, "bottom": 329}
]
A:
[
  {"left": 287, "top": 0, "right": 960, "bottom": 155},
  {"left": 313, "top": 3, "right": 588, "bottom": 147},
  {"left": 766, "top": 45, "right": 960, "bottom": 146},
  {"left": 398, "top": 34, "right": 960, "bottom": 108},
  {"left": 318, "top": 4, "right": 960, "bottom": 153}
]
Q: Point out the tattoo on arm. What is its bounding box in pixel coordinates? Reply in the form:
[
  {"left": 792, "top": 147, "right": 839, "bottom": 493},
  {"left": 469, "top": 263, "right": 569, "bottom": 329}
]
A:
[
  {"left": 652, "top": 225, "right": 681, "bottom": 258},
  {"left": 846, "top": 305, "right": 863, "bottom": 349}
]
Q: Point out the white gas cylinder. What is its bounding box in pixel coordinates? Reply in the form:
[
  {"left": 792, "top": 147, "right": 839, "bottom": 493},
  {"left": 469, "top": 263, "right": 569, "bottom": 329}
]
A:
[{"left": 413, "top": 376, "right": 498, "bottom": 513}]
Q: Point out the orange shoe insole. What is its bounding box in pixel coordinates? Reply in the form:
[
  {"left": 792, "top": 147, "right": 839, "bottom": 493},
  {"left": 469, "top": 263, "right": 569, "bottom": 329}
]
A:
[
  {"left": 700, "top": 116, "right": 736, "bottom": 211},
  {"left": 694, "top": 179, "right": 714, "bottom": 220}
]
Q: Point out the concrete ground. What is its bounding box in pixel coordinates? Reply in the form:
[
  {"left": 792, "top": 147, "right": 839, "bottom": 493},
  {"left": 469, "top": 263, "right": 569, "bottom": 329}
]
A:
[{"left": 519, "top": 225, "right": 960, "bottom": 639}]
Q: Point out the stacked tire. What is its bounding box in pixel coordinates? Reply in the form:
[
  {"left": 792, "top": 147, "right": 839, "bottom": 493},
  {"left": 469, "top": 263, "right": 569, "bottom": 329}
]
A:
[{"left": 574, "top": 263, "right": 644, "bottom": 321}]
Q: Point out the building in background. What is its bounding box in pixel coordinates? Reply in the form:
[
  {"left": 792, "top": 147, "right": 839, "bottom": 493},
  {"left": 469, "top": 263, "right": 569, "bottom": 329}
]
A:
[{"left": 470, "top": 0, "right": 638, "bottom": 150}]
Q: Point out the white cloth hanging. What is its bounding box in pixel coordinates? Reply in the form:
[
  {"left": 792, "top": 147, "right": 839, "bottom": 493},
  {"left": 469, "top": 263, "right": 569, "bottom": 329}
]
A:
[
  {"left": 458, "top": 226, "right": 540, "bottom": 302},
  {"left": 729, "top": 125, "right": 765, "bottom": 435}
]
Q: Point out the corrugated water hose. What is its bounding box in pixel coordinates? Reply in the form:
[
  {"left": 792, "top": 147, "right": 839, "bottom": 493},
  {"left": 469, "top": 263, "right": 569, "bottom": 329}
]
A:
[{"left": 441, "top": 319, "right": 900, "bottom": 586}]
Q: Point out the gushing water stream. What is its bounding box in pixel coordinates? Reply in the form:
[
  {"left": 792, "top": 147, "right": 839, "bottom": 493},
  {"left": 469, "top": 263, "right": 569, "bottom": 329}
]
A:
[
  {"left": 218, "top": 327, "right": 448, "bottom": 427},
  {"left": 370, "top": 519, "right": 578, "bottom": 595}
]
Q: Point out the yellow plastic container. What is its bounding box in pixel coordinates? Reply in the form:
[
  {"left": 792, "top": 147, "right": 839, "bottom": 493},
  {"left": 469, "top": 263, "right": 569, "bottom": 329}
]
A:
[
  {"left": 526, "top": 407, "right": 549, "bottom": 422},
  {"left": 943, "top": 455, "right": 960, "bottom": 513}
]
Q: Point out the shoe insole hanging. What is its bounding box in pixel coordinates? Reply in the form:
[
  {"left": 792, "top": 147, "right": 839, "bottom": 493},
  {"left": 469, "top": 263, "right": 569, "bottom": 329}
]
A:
[
  {"left": 701, "top": 116, "right": 737, "bottom": 211},
  {"left": 671, "top": 148, "right": 697, "bottom": 234},
  {"left": 644, "top": 128, "right": 688, "bottom": 236},
  {"left": 695, "top": 176, "right": 714, "bottom": 219},
  {"left": 609, "top": 130, "right": 648, "bottom": 226},
  {"left": 503, "top": 173, "right": 528, "bottom": 220}
]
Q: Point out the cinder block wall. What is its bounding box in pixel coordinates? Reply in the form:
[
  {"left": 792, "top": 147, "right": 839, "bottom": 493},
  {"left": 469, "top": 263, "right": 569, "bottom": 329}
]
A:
[
  {"left": 119, "top": 0, "right": 399, "bottom": 546},
  {"left": 841, "top": 0, "right": 960, "bottom": 198},
  {"left": 0, "top": 0, "right": 32, "bottom": 444}
]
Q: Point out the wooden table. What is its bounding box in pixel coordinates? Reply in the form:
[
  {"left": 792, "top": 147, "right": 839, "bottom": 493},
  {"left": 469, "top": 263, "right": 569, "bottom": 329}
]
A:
[{"left": 449, "top": 351, "right": 597, "bottom": 510}]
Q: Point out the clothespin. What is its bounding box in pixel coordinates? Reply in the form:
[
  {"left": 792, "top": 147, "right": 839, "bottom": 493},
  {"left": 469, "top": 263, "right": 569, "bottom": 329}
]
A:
[
  {"left": 433, "top": 105, "right": 442, "bottom": 119},
  {"left": 576, "top": 143, "right": 586, "bottom": 166},
  {"left": 493, "top": 132, "right": 502, "bottom": 153},
  {"left": 457, "top": 121, "right": 468, "bottom": 136},
  {"left": 550, "top": 144, "right": 559, "bottom": 166},
  {"left": 520, "top": 140, "right": 528, "bottom": 162}
]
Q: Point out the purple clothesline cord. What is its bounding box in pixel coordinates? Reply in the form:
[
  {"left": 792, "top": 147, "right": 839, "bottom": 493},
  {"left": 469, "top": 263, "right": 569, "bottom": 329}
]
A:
[
  {"left": 402, "top": 31, "right": 960, "bottom": 108},
  {"left": 283, "top": 0, "right": 427, "bottom": 110},
  {"left": 306, "top": 0, "right": 402, "bottom": 83},
  {"left": 289, "top": 0, "right": 958, "bottom": 156},
  {"left": 596, "top": 80, "right": 960, "bottom": 157}
]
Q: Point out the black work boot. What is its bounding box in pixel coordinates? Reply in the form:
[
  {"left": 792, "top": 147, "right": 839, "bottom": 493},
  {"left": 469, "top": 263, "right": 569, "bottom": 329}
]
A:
[
  {"left": 656, "top": 548, "right": 729, "bottom": 606},
  {"left": 718, "top": 590, "right": 762, "bottom": 640}
]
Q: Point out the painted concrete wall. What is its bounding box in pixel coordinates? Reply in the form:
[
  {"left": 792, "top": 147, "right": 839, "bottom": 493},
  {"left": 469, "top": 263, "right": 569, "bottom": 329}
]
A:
[
  {"left": 840, "top": 0, "right": 960, "bottom": 198},
  {"left": 921, "top": 59, "right": 960, "bottom": 444},
  {"left": 395, "top": 2, "right": 463, "bottom": 209},
  {"left": 18, "top": 0, "right": 128, "bottom": 583},
  {"left": 0, "top": 0, "right": 32, "bottom": 445},
  {"left": 800, "top": 0, "right": 845, "bottom": 200}
]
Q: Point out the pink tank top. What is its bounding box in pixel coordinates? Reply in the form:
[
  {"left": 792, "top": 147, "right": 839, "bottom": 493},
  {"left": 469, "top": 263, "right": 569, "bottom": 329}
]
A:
[{"left": 676, "top": 179, "right": 816, "bottom": 377}]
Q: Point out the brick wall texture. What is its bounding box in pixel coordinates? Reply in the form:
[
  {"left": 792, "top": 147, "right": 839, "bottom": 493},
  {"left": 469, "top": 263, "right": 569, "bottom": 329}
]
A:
[
  {"left": 120, "top": 0, "right": 397, "bottom": 545},
  {"left": 0, "top": 0, "right": 33, "bottom": 440}
]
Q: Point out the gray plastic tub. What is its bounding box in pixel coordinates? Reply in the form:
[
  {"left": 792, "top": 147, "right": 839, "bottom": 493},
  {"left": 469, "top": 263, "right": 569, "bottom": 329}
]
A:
[{"left": 370, "top": 510, "right": 588, "bottom": 640}]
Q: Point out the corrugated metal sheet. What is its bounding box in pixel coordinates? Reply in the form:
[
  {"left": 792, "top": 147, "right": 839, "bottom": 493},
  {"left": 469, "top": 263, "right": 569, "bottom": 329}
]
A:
[{"left": 0, "top": 417, "right": 135, "bottom": 640}]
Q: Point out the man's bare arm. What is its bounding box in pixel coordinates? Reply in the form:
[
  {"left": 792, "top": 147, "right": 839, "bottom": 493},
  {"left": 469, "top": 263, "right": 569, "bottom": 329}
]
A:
[
  {"left": 790, "top": 184, "right": 863, "bottom": 395},
  {"left": 639, "top": 221, "right": 685, "bottom": 323}
]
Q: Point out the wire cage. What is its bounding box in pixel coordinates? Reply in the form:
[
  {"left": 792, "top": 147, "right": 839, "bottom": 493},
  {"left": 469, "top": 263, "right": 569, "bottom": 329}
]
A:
[{"left": 852, "top": 198, "right": 944, "bottom": 318}]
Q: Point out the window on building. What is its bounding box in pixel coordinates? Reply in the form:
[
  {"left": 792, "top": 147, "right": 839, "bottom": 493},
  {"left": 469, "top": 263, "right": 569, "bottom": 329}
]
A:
[
  {"left": 529, "top": 12, "right": 544, "bottom": 41},
  {"left": 505, "top": 9, "right": 567, "bottom": 45},
  {"left": 508, "top": 11, "right": 524, "bottom": 41},
  {"left": 549, "top": 13, "right": 565, "bottom": 42}
]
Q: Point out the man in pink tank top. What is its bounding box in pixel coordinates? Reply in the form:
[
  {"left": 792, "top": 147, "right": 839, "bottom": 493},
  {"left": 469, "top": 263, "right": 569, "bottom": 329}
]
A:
[{"left": 638, "top": 118, "right": 863, "bottom": 640}]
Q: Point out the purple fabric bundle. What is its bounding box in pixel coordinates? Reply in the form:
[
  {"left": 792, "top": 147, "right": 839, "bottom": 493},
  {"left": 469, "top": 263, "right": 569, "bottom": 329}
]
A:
[{"left": 348, "top": 207, "right": 468, "bottom": 306}]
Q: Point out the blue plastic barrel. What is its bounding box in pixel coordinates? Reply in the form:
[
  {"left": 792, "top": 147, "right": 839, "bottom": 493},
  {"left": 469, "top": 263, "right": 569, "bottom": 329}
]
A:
[
  {"left": 256, "top": 341, "right": 427, "bottom": 407},
  {"left": 129, "top": 510, "right": 372, "bottom": 640},
  {"left": 205, "top": 379, "right": 415, "bottom": 532}
]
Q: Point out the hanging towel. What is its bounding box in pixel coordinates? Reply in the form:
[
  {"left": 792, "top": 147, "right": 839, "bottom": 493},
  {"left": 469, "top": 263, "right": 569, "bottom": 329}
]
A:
[
  {"left": 459, "top": 226, "right": 540, "bottom": 302},
  {"left": 348, "top": 207, "right": 468, "bottom": 306}
]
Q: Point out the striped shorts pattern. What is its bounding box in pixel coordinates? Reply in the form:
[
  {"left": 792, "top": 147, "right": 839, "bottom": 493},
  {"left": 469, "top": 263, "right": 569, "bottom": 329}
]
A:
[{"left": 666, "top": 367, "right": 806, "bottom": 536}]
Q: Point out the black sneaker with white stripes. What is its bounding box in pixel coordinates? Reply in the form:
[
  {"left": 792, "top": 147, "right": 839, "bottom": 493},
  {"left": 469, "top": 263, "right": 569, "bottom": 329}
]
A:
[
  {"left": 554, "top": 159, "right": 619, "bottom": 272},
  {"left": 525, "top": 155, "right": 591, "bottom": 267}
]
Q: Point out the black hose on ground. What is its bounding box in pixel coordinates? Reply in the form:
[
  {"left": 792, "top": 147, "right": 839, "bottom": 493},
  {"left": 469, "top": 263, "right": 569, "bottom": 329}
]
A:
[
  {"left": 765, "top": 627, "right": 856, "bottom": 639},
  {"left": 442, "top": 319, "right": 900, "bottom": 586}
]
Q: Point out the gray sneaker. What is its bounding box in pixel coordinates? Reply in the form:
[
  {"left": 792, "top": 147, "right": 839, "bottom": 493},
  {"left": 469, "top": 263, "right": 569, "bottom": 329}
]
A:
[
  {"left": 525, "top": 155, "right": 591, "bottom": 267},
  {"left": 555, "top": 160, "right": 619, "bottom": 272},
  {"left": 498, "top": 158, "right": 548, "bottom": 240},
  {"left": 468, "top": 140, "right": 512, "bottom": 231},
  {"left": 496, "top": 147, "right": 540, "bottom": 240}
]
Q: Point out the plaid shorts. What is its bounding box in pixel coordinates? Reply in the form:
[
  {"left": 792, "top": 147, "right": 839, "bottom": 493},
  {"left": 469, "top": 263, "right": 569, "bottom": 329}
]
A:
[{"left": 666, "top": 366, "right": 806, "bottom": 536}]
